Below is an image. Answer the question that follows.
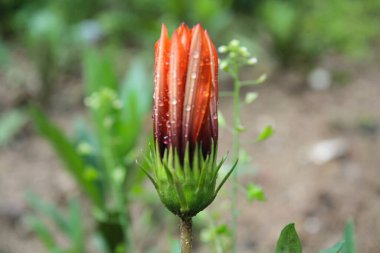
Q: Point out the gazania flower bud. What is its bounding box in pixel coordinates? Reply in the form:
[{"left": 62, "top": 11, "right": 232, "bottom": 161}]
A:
[
  {"left": 153, "top": 23, "right": 218, "bottom": 162},
  {"left": 143, "top": 23, "right": 236, "bottom": 218}
]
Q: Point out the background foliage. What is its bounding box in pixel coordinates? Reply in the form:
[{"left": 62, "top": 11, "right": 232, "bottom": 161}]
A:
[{"left": 0, "top": 0, "right": 379, "bottom": 252}]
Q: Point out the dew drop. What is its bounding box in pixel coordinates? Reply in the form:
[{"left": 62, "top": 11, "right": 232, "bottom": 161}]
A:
[
  {"left": 191, "top": 72, "right": 197, "bottom": 79},
  {"left": 171, "top": 99, "right": 177, "bottom": 105},
  {"left": 185, "top": 105, "right": 191, "bottom": 112},
  {"left": 193, "top": 52, "right": 200, "bottom": 59}
]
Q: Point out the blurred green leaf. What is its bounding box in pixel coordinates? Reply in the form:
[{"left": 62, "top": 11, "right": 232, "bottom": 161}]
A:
[
  {"left": 26, "top": 192, "right": 70, "bottom": 236},
  {"left": 320, "top": 240, "right": 345, "bottom": 253},
  {"left": 27, "top": 195, "right": 85, "bottom": 253},
  {"left": 275, "top": 223, "right": 302, "bottom": 253},
  {"left": 214, "top": 224, "right": 231, "bottom": 235},
  {"left": 119, "top": 57, "right": 152, "bottom": 153},
  {"left": 246, "top": 183, "right": 266, "bottom": 202},
  {"left": 0, "top": 109, "right": 27, "bottom": 147},
  {"left": 217, "top": 110, "right": 227, "bottom": 128},
  {"left": 342, "top": 220, "right": 356, "bottom": 253},
  {"left": 244, "top": 92, "right": 258, "bottom": 104},
  {"left": 256, "top": 125, "right": 274, "bottom": 142},
  {"left": 261, "top": 1, "right": 297, "bottom": 45},
  {"left": 67, "top": 199, "right": 85, "bottom": 252},
  {"left": 27, "top": 9, "right": 65, "bottom": 44},
  {"left": 84, "top": 49, "right": 118, "bottom": 95},
  {"left": 26, "top": 216, "right": 64, "bottom": 253},
  {"left": 30, "top": 105, "right": 102, "bottom": 207},
  {"left": 0, "top": 39, "right": 10, "bottom": 67},
  {"left": 320, "top": 219, "right": 355, "bottom": 253}
]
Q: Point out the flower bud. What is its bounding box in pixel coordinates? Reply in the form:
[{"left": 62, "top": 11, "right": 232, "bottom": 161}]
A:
[{"left": 142, "top": 23, "right": 236, "bottom": 218}]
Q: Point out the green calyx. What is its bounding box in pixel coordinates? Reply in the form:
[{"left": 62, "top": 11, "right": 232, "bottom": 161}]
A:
[{"left": 141, "top": 143, "right": 237, "bottom": 218}]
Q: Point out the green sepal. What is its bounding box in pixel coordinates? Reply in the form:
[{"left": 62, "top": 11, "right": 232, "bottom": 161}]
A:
[{"left": 144, "top": 142, "right": 235, "bottom": 218}]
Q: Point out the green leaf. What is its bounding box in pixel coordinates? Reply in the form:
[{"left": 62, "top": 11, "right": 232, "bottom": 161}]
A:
[
  {"left": 214, "top": 224, "right": 231, "bottom": 235},
  {"left": 119, "top": 57, "right": 152, "bottom": 154},
  {"left": 67, "top": 198, "right": 85, "bottom": 252},
  {"left": 0, "top": 39, "right": 10, "bottom": 67},
  {"left": 342, "top": 220, "right": 356, "bottom": 253},
  {"left": 262, "top": 1, "right": 298, "bottom": 44},
  {"left": 256, "top": 125, "right": 275, "bottom": 142},
  {"left": 218, "top": 110, "right": 227, "bottom": 128},
  {"left": 26, "top": 192, "right": 70, "bottom": 236},
  {"left": 26, "top": 216, "right": 63, "bottom": 253},
  {"left": 0, "top": 109, "right": 28, "bottom": 146},
  {"left": 246, "top": 183, "right": 266, "bottom": 202},
  {"left": 244, "top": 92, "right": 258, "bottom": 104},
  {"left": 29, "top": 105, "right": 102, "bottom": 207},
  {"left": 320, "top": 240, "right": 345, "bottom": 253},
  {"left": 83, "top": 49, "right": 118, "bottom": 95},
  {"left": 275, "top": 223, "right": 302, "bottom": 253}
]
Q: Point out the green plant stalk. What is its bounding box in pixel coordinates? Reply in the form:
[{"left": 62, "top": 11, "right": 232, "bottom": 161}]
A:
[
  {"left": 207, "top": 211, "right": 225, "bottom": 253},
  {"left": 99, "top": 124, "right": 132, "bottom": 251},
  {"left": 231, "top": 72, "right": 241, "bottom": 253},
  {"left": 180, "top": 217, "right": 193, "bottom": 253},
  {"left": 116, "top": 184, "right": 132, "bottom": 251}
]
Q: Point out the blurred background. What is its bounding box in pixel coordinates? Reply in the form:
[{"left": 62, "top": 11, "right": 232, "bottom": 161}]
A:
[{"left": 0, "top": 0, "right": 379, "bottom": 252}]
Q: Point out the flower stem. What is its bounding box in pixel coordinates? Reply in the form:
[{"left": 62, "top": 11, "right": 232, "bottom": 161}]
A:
[
  {"left": 180, "top": 217, "right": 193, "bottom": 253},
  {"left": 231, "top": 73, "right": 241, "bottom": 253}
]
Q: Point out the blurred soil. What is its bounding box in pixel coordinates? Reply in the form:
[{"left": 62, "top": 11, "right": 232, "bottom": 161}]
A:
[{"left": 0, "top": 55, "right": 380, "bottom": 253}]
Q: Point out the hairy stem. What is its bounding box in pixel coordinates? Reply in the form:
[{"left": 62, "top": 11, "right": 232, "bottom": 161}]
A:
[{"left": 180, "top": 217, "right": 193, "bottom": 253}]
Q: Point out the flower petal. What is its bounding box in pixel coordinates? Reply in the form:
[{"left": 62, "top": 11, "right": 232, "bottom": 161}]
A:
[
  {"left": 154, "top": 24, "right": 171, "bottom": 154},
  {"left": 190, "top": 29, "right": 212, "bottom": 143},
  {"left": 168, "top": 31, "right": 187, "bottom": 152},
  {"left": 204, "top": 30, "right": 218, "bottom": 141}
]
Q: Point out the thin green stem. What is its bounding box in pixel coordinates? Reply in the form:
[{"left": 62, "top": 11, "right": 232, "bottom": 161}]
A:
[
  {"left": 180, "top": 217, "right": 193, "bottom": 253},
  {"left": 206, "top": 211, "right": 225, "bottom": 253},
  {"left": 231, "top": 72, "right": 241, "bottom": 253}
]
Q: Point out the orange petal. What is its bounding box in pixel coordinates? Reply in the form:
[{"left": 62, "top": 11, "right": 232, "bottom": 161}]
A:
[
  {"left": 191, "top": 29, "right": 212, "bottom": 143},
  {"left": 182, "top": 24, "right": 203, "bottom": 150},
  {"left": 204, "top": 30, "right": 218, "bottom": 141},
  {"left": 154, "top": 24, "right": 171, "bottom": 154},
  {"left": 177, "top": 23, "right": 191, "bottom": 52},
  {"left": 168, "top": 31, "right": 187, "bottom": 152}
]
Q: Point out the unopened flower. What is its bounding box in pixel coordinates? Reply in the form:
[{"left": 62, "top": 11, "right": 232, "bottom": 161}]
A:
[
  {"left": 142, "top": 23, "right": 236, "bottom": 218},
  {"left": 153, "top": 23, "right": 218, "bottom": 163}
]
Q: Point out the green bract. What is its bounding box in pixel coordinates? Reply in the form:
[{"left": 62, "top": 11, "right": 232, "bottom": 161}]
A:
[{"left": 142, "top": 144, "right": 237, "bottom": 218}]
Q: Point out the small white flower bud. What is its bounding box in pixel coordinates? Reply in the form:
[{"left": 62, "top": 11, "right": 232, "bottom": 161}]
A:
[
  {"left": 239, "top": 46, "right": 249, "bottom": 57},
  {"left": 230, "top": 39, "right": 240, "bottom": 47},
  {"left": 247, "top": 57, "right": 258, "bottom": 65},
  {"left": 220, "top": 60, "right": 229, "bottom": 71},
  {"left": 218, "top": 45, "right": 228, "bottom": 53}
]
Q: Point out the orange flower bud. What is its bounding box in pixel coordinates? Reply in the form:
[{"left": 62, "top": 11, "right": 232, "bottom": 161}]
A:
[{"left": 153, "top": 23, "right": 218, "bottom": 161}]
